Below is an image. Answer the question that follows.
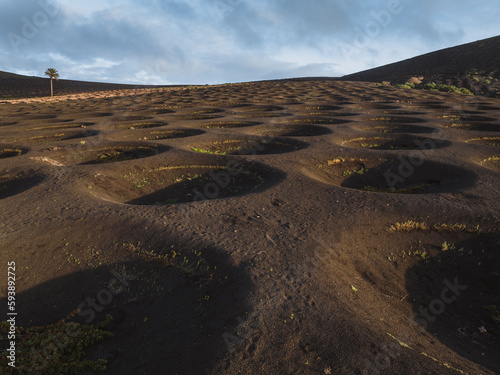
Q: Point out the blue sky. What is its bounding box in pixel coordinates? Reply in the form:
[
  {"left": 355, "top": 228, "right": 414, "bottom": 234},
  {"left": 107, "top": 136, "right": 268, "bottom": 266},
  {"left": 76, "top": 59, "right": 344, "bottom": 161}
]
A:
[{"left": 1, "top": 0, "right": 499, "bottom": 84}]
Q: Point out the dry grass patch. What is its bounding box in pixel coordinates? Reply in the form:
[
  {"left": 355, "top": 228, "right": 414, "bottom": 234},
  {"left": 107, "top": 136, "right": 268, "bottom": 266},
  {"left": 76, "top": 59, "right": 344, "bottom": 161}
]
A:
[
  {"left": 389, "top": 220, "right": 489, "bottom": 233},
  {"left": 203, "top": 121, "right": 260, "bottom": 129},
  {"left": 0, "top": 148, "right": 25, "bottom": 159},
  {"left": 356, "top": 124, "right": 436, "bottom": 134},
  {"left": 277, "top": 117, "right": 351, "bottom": 125},
  {"left": 190, "top": 137, "right": 305, "bottom": 155},
  {"left": 466, "top": 137, "right": 500, "bottom": 146}
]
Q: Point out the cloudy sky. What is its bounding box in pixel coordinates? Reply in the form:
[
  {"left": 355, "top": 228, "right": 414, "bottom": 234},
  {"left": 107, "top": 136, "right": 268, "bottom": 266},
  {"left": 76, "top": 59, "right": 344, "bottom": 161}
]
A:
[{"left": 1, "top": 0, "right": 499, "bottom": 85}]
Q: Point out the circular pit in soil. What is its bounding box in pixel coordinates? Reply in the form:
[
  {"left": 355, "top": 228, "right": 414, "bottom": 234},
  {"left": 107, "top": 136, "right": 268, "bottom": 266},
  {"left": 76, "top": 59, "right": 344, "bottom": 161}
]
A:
[
  {"left": 88, "top": 159, "right": 284, "bottom": 205},
  {"left": 341, "top": 135, "right": 449, "bottom": 150},
  {"left": 190, "top": 137, "right": 307, "bottom": 155},
  {"left": 0, "top": 169, "right": 45, "bottom": 200},
  {"left": 312, "top": 156, "right": 475, "bottom": 194},
  {"left": 42, "top": 143, "right": 164, "bottom": 166}
]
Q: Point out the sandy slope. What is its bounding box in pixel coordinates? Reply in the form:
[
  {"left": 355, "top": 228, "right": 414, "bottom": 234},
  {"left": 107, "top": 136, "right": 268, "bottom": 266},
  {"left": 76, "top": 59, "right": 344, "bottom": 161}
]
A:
[{"left": 0, "top": 80, "right": 499, "bottom": 374}]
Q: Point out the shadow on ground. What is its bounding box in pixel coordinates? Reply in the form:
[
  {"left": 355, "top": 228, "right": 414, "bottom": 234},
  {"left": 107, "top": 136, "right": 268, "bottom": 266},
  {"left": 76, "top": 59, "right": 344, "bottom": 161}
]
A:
[
  {"left": 406, "top": 233, "right": 500, "bottom": 373},
  {"left": 0, "top": 224, "right": 254, "bottom": 375}
]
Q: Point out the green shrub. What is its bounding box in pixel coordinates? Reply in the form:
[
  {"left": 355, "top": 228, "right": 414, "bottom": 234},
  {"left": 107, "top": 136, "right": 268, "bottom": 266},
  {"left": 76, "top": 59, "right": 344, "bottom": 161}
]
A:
[
  {"left": 394, "top": 81, "right": 473, "bottom": 96},
  {"left": 395, "top": 83, "right": 414, "bottom": 89},
  {"left": 421, "top": 82, "right": 437, "bottom": 90},
  {"left": 459, "top": 87, "right": 474, "bottom": 95}
]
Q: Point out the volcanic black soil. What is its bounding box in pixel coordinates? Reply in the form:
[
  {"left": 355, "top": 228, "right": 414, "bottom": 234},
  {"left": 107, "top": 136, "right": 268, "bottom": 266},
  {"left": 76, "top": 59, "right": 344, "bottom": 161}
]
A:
[{"left": 0, "top": 78, "right": 499, "bottom": 375}]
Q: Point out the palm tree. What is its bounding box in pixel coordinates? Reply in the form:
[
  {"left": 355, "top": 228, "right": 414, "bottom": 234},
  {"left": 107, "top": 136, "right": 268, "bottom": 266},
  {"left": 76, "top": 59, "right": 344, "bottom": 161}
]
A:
[{"left": 44, "top": 68, "right": 59, "bottom": 97}]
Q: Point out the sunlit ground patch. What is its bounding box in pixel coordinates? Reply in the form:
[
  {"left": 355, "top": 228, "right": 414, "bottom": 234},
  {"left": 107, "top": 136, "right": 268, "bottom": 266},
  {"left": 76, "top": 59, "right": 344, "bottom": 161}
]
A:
[
  {"left": 365, "top": 116, "right": 428, "bottom": 124},
  {"left": 403, "top": 102, "right": 451, "bottom": 110},
  {"left": 478, "top": 155, "right": 500, "bottom": 170},
  {"left": 22, "top": 122, "right": 95, "bottom": 131},
  {"left": 236, "top": 112, "right": 292, "bottom": 118},
  {"left": 276, "top": 116, "right": 351, "bottom": 125},
  {"left": 445, "top": 122, "right": 500, "bottom": 132},
  {"left": 466, "top": 137, "right": 500, "bottom": 146},
  {"left": 302, "top": 104, "right": 343, "bottom": 111},
  {"left": 233, "top": 105, "right": 285, "bottom": 112},
  {"left": 172, "top": 114, "right": 226, "bottom": 121},
  {"left": 202, "top": 121, "right": 261, "bottom": 129},
  {"left": 438, "top": 114, "right": 496, "bottom": 122}
]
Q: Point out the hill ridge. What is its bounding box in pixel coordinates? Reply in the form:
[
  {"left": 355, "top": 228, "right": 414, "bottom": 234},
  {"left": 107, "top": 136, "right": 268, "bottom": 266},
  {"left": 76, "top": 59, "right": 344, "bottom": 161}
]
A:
[{"left": 343, "top": 35, "right": 500, "bottom": 97}]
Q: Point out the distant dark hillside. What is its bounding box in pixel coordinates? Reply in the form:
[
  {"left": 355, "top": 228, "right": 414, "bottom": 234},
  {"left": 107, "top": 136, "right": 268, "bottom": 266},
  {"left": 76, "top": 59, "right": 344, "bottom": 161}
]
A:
[
  {"left": 0, "top": 71, "right": 31, "bottom": 79},
  {"left": 0, "top": 71, "right": 161, "bottom": 99},
  {"left": 343, "top": 35, "right": 500, "bottom": 97}
]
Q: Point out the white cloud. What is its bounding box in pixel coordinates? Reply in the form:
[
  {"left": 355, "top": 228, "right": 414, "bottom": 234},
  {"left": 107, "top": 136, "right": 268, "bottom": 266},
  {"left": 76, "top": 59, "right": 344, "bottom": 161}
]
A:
[
  {"left": 79, "top": 58, "right": 119, "bottom": 70},
  {"left": 0, "top": 0, "right": 499, "bottom": 84}
]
